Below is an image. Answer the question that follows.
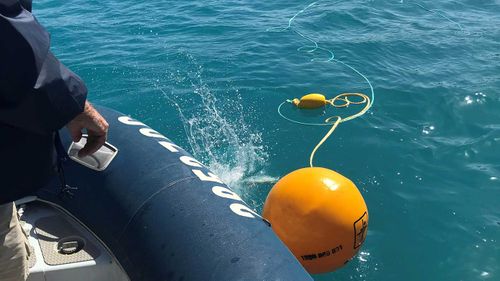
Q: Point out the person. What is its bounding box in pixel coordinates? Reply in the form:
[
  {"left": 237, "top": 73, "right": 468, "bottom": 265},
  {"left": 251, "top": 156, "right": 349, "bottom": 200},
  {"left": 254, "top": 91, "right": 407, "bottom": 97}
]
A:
[{"left": 0, "top": 0, "right": 109, "bottom": 280}]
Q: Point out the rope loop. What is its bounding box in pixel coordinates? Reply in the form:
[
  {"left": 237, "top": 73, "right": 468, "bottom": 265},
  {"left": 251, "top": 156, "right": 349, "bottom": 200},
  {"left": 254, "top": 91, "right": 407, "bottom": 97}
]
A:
[
  {"left": 272, "top": 1, "right": 375, "bottom": 167},
  {"left": 278, "top": 92, "right": 370, "bottom": 167}
]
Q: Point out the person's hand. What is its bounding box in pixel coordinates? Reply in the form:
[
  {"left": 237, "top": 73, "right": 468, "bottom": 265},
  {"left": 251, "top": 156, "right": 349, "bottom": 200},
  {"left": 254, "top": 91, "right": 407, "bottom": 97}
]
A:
[{"left": 66, "top": 101, "right": 109, "bottom": 157}]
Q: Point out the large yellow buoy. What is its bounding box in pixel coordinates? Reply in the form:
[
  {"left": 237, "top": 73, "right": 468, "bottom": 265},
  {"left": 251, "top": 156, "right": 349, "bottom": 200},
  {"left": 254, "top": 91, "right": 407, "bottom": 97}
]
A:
[{"left": 263, "top": 167, "right": 368, "bottom": 274}]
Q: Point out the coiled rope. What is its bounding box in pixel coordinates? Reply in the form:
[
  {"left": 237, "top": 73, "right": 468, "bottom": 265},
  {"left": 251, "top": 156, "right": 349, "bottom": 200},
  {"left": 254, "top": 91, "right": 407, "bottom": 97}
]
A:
[
  {"left": 279, "top": 93, "right": 370, "bottom": 167},
  {"left": 271, "top": 1, "right": 374, "bottom": 167}
]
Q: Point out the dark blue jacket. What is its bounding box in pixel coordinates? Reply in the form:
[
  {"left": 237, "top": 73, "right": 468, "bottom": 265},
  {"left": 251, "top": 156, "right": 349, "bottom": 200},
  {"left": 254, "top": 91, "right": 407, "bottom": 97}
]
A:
[{"left": 0, "top": 0, "right": 87, "bottom": 204}]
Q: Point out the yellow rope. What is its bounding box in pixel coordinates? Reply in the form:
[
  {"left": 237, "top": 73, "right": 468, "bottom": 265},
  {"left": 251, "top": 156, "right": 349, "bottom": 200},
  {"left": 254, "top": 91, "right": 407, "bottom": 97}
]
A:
[{"left": 309, "top": 93, "right": 371, "bottom": 167}]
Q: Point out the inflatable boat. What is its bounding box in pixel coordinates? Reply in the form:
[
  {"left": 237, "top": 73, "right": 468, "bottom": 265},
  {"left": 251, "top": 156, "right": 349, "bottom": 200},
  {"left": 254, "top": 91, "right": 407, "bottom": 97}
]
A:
[{"left": 18, "top": 106, "right": 313, "bottom": 281}]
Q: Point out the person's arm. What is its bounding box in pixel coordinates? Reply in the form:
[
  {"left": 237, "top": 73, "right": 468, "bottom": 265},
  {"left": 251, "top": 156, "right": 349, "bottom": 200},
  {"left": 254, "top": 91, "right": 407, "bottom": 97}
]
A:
[
  {"left": 0, "top": 1, "right": 87, "bottom": 134},
  {"left": 0, "top": 0, "right": 108, "bottom": 156},
  {"left": 0, "top": 0, "right": 49, "bottom": 108}
]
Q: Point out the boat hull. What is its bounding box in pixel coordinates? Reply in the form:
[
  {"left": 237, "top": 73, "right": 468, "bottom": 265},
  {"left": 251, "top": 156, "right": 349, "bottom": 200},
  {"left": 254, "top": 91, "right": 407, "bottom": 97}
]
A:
[{"left": 38, "top": 106, "right": 312, "bottom": 281}]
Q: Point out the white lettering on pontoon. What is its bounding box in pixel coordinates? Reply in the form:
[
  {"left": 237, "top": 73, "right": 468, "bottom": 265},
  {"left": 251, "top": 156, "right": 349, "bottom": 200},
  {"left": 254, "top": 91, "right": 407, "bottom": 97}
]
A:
[
  {"left": 158, "top": 141, "right": 180, "bottom": 153},
  {"left": 192, "top": 170, "right": 223, "bottom": 184},
  {"left": 139, "top": 128, "right": 166, "bottom": 139},
  {"left": 118, "top": 116, "right": 145, "bottom": 126},
  {"left": 230, "top": 203, "right": 259, "bottom": 218},
  {"left": 212, "top": 186, "right": 243, "bottom": 201},
  {"left": 118, "top": 116, "right": 259, "bottom": 219},
  {"left": 179, "top": 156, "right": 203, "bottom": 168}
]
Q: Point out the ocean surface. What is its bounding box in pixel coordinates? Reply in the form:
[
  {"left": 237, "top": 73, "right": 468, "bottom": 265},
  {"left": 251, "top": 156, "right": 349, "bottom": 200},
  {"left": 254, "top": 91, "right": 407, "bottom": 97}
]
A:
[{"left": 34, "top": 0, "right": 500, "bottom": 280}]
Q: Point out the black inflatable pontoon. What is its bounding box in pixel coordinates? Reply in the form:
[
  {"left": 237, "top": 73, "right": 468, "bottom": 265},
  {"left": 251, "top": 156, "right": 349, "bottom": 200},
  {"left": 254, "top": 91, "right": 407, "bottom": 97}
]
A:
[{"left": 37, "top": 106, "right": 312, "bottom": 281}]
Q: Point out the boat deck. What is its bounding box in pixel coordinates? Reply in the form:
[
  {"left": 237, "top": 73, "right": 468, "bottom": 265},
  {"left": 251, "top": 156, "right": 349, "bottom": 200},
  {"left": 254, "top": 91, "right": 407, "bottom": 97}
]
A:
[{"left": 18, "top": 200, "right": 129, "bottom": 281}]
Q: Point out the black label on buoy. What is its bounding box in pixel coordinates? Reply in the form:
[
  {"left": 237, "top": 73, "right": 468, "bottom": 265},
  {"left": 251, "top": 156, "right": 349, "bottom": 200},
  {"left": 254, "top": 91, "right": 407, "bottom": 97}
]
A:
[
  {"left": 353, "top": 212, "right": 368, "bottom": 249},
  {"left": 301, "top": 254, "right": 318, "bottom": 261},
  {"left": 301, "top": 244, "right": 343, "bottom": 261},
  {"left": 331, "top": 244, "right": 343, "bottom": 254}
]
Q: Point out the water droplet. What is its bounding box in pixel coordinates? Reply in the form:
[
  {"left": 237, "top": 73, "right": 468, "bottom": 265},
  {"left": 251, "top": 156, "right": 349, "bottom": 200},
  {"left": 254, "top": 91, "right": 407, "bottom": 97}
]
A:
[
  {"left": 422, "top": 125, "right": 435, "bottom": 135},
  {"left": 464, "top": 95, "right": 473, "bottom": 104}
]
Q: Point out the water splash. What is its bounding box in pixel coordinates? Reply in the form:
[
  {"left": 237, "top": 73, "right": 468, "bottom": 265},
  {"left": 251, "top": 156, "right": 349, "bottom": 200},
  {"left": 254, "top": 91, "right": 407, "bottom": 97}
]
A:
[
  {"left": 350, "top": 250, "right": 378, "bottom": 280},
  {"left": 155, "top": 54, "right": 271, "bottom": 192}
]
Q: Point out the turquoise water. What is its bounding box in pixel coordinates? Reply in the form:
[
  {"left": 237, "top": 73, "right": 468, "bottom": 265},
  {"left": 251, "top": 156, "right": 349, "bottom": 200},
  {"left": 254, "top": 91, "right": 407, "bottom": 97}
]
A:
[{"left": 35, "top": 0, "right": 500, "bottom": 280}]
